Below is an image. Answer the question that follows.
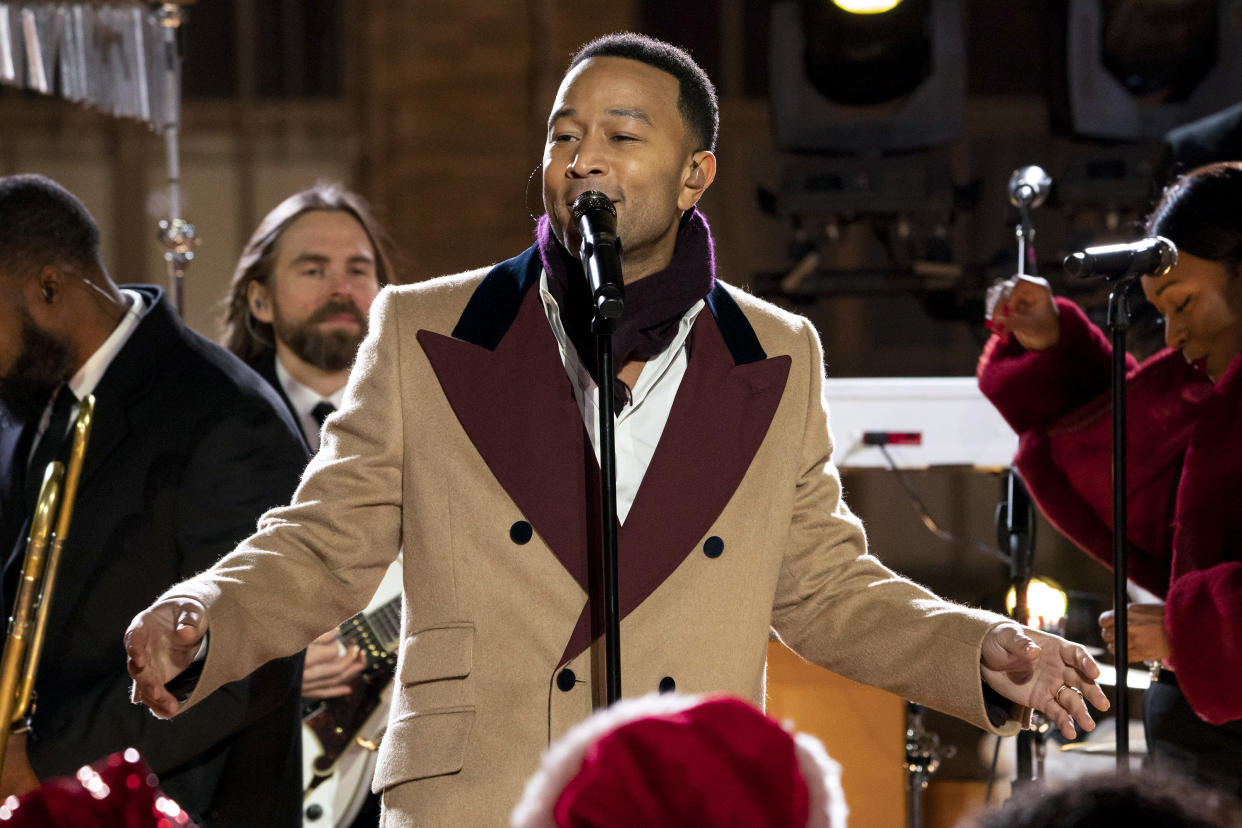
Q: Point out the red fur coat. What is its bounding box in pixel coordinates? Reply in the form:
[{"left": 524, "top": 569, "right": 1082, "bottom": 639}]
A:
[{"left": 978, "top": 298, "right": 1242, "bottom": 725}]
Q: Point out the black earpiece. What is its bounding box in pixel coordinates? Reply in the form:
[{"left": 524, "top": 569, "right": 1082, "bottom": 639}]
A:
[{"left": 43, "top": 286, "right": 53, "bottom": 303}]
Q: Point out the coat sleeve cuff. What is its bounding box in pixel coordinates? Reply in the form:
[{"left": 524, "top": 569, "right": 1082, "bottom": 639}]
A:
[{"left": 982, "top": 681, "right": 1031, "bottom": 730}]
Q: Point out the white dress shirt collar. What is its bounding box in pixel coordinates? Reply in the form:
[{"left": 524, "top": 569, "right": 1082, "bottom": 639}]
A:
[
  {"left": 538, "top": 272, "right": 704, "bottom": 421},
  {"left": 274, "top": 356, "right": 345, "bottom": 450},
  {"left": 538, "top": 269, "right": 704, "bottom": 522},
  {"left": 66, "top": 288, "right": 146, "bottom": 402}
]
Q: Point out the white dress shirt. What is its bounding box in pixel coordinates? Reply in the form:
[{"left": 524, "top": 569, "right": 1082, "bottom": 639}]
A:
[
  {"left": 539, "top": 271, "right": 704, "bottom": 524},
  {"left": 274, "top": 357, "right": 345, "bottom": 451}
]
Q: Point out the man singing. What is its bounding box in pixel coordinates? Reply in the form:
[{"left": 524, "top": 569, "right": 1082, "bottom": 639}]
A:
[{"left": 128, "top": 34, "right": 1108, "bottom": 826}]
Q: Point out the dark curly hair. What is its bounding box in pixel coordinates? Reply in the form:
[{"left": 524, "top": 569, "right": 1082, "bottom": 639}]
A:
[
  {"left": 569, "top": 32, "right": 719, "bottom": 154},
  {"left": 0, "top": 174, "right": 101, "bottom": 278}
]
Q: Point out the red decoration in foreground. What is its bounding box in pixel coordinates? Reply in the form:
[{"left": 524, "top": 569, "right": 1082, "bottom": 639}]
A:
[{"left": 0, "top": 749, "right": 195, "bottom": 827}]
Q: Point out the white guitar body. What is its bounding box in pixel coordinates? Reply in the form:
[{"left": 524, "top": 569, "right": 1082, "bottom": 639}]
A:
[{"left": 302, "top": 561, "right": 403, "bottom": 828}]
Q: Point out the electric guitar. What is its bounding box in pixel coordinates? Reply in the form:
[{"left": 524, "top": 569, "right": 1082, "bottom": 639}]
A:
[{"left": 302, "top": 562, "right": 403, "bottom": 827}]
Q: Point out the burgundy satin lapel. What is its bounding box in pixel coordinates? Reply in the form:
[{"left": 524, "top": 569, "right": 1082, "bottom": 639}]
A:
[
  {"left": 557, "top": 311, "right": 791, "bottom": 665},
  {"left": 418, "top": 291, "right": 591, "bottom": 592}
]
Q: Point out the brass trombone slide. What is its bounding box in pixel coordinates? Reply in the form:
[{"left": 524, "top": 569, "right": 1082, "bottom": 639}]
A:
[{"left": 0, "top": 395, "right": 95, "bottom": 775}]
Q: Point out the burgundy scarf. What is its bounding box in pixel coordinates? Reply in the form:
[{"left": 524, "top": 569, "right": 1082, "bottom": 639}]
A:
[{"left": 536, "top": 207, "right": 716, "bottom": 407}]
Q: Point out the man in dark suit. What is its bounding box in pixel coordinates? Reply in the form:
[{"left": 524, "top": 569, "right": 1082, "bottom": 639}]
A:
[{"left": 0, "top": 173, "right": 307, "bottom": 826}]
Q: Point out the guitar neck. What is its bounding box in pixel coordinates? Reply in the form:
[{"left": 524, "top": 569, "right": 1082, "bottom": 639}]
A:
[{"left": 340, "top": 596, "right": 401, "bottom": 668}]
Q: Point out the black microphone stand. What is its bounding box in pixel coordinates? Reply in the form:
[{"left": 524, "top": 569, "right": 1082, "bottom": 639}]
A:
[
  {"left": 593, "top": 310, "right": 622, "bottom": 707},
  {"left": 1064, "top": 236, "right": 1177, "bottom": 767},
  {"left": 573, "top": 191, "right": 626, "bottom": 709},
  {"left": 1106, "top": 279, "right": 1134, "bottom": 770},
  {"left": 1004, "top": 171, "right": 1052, "bottom": 790}
]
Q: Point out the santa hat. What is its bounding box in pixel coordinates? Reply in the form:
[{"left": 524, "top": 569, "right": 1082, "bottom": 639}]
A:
[
  {"left": 0, "top": 748, "right": 196, "bottom": 826},
  {"left": 511, "top": 694, "right": 847, "bottom": 828}
]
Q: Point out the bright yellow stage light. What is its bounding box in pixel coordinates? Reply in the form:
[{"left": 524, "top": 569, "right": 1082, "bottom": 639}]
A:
[
  {"left": 831, "top": 0, "right": 905, "bottom": 14},
  {"left": 1006, "top": 577, "right": 1069, "bottom": 631}
]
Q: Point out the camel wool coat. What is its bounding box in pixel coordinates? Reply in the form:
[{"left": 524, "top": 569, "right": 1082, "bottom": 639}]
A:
[{"left": 161, "top": 246, "right": 1020, "bottom": 826}]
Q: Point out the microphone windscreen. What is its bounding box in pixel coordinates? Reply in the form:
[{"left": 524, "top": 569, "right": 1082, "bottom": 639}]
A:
[
  {"left": 572, "top": 191, "right": 615, "bottom": 222},
  {"left": 1007, "top": 165, "right": 1051, "bottom": 209},
  {"left": 1063, "top": 252, "right": 1089, "bottom": 279}
]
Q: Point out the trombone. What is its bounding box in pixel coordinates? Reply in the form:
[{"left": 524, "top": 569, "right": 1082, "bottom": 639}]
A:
[{"left": 0, "top": 394, "right": 95, "bottom": 774}]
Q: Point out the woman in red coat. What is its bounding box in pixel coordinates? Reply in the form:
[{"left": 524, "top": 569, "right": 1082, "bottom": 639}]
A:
[{"left": 978, "top": 161, "right": 1242, "bottom": 794}]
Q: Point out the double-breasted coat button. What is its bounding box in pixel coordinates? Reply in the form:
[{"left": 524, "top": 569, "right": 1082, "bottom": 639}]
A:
[
  {"left": 703, "top": 536, "right": 724, "bottom": 558},
  {"left": 658, "top": 676, "right": 676, "bottom": 694},
  {"left": 556, "top": 668, "right": 576, "bottom": 692},
  {"left": 510, "top": 520, "right": 533, "bottom": 544}
]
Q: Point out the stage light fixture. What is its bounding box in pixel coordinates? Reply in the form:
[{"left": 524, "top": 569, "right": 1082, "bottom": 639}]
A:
[
  {"left": 1060, "top": 0, "right": 1242, "bottom": 140},
  {"left": 760, "top": 0, "right": 964, "bottom": 303},
  {"left": 802, "top": 0, "right": 930, "bottom": 107},
  {"left": 831, "top": 0, "right": 905, "bottom": 14},
  {"left": 1099, "top": 0, "right": 1217, "bottom": 101},
  {"left": 769, "top": 0, "right": 965, "bottom": 152}
]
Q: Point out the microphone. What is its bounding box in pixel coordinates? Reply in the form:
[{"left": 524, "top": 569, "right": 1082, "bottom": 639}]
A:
[
  {"left": 1063, "top": 236, "right": 1178, "bottom": 281},
  {"left": 1008, "top": 166, "right": 1051, "bottom": 209},
  {"left": 571, "top": 191, "right": 625, "bottom": 321}
]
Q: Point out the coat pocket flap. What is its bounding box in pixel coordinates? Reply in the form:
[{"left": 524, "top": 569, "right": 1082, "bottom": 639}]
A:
[
  {"left": 372, "top": 706, "right": 475, "bottom": 792},
  {"left": 399, "top": 623, "right": 475, "bottom": 685}
]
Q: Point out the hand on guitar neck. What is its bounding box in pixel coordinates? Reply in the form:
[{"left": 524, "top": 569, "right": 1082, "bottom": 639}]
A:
[
  {"left": 303, "top": 631, "right": 367, "bottom": 699},
  {"left": 302, "top": 565, "right": 402, "bottom": 828}
]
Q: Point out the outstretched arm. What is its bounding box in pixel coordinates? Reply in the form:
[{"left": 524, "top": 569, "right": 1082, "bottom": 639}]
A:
[
  {"left": 777, "top": 317, "right": 1109, "bottom": 737},
  {"left": 124, "top": 287, "right": 407, "bottom": 713}
]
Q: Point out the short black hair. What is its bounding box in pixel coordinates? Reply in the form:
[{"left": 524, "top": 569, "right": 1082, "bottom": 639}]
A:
[
  {"left": 0, "top": 174, "right": 101, "bottom": 277},
  {"left": 1147, "top": 161, "right": 1242, "bottom": 267},
  {"left": 569, "top": 32, "right": 719, "bottom": 154}
]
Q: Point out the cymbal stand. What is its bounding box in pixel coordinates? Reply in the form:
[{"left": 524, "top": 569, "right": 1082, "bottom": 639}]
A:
[
  {"left": 154, "top": 2, "right": 198, "bottom": 317},
  {"left": 905, "top": 702, "right": 952, "bottom": 828}
]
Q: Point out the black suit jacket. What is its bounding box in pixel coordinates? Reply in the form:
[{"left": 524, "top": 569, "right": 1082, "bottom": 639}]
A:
[
  {"left": 250, "top": 352, "right": 303, "bottom": 441},
  {"left": 0, "top": 286, "right": 309, "bottom": 827}
]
